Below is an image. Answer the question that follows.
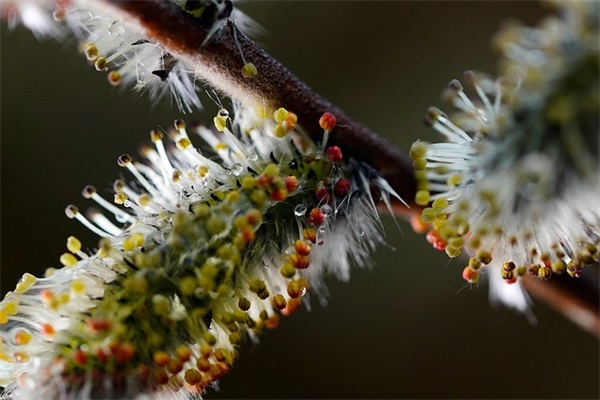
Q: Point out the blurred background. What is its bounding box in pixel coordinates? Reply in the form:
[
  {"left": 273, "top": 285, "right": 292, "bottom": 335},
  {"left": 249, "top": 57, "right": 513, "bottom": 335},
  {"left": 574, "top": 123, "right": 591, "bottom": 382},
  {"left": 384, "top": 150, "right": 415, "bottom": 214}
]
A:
[{"left": 1, "top": 1, "right": 598, "bottom": 398}]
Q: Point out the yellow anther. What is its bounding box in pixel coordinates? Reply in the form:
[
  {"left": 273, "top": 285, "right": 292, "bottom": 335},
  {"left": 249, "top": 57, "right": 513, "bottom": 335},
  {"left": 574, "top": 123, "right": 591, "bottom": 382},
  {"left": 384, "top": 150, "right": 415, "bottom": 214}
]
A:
[
  {"left": 66, "top": 236, "right": 82, "bottom": 254},
  {"left": 226, "top": 190, "right": 240, "bottom": 204},
  {"left": 97, "top": 238, "right": 113, "bottom": 258},
  {"left": 274, "top": 123, "right": 287, "bottom": 138},
  {"left": 13, "top": 330, "right": 33, "bottom": 346},
  {"left": 206, "top": 215, "right": 226, "bottom": 236},
  {"left": 415, "top": 190, "right": 430, "bottom": 206},
  {"left": 435, "top": 210, "right": 448, "bottom": 221},
  {"left": 412, "top": 158, "right": 427, "bottom": 171},
  {"left": 193, "top": 203, "right": 211, "bottom": 218},
  {"left": 241, "top": 63, "right": 257, "bottom": 78},
  {"left": 214, "top": 142, "right": 227, "bottom": 151},
  {"left": 432, "top": 197, "right": 449, "bottom": 211},
  {"left": 15, "top": 273, "right": 37, "bottom": 294},
  {"left": 468, "top": 257, "right": 482, "bottom": 270},
  {"left": 476, "top": 250, "right": 493, "bottom": 265},
  {"left": 71, "top": 280, "right": 86, "bottom": 295},
  {"left": 138, "top": 194, "right": 152, "bottom": 207},
  {"left": 447, "top": 237, "right": 464, "bottom": 248},
  {"left": 179, "top": 277, "right": 197, "bottom": 296},
  {"left": 551, "top": 260, "right": 566, "bottom": 274},
  {"left": 250, "top": 189, "right": 267, "bottom": 206},
  {"left": 421, "top": 208, "right": 437, "bottom": 224},
  {"left": 107, "top": 70, "right": 122, "bottom": 86},
  {"left": 57, "top": 292, "right": 70, "bottom": 305},
  {"left": 1, "top": 304, "right": 16, "bottom": 323},
  {"left": 114, "top": 192, "right": 128, "bottom": 205},
  {"left": 447, "top": 174, "right": 462, "bottom": 187},
  {"left": 445, "top": 245, "right": 461, "bottom": 258},
  {"left": 122, "top": 232, "right": 144, "bottom": 251},
  {"left": 203, "top": 331, "right": 216, "bottom": 346},
  {"left": 14, "top": 352, "right": 30, "bottom": 363},
  {"left": 197, "top": 165, "right": 210, "bottom": 178},
  {"left": 0, "top": 351, "right": 14, "bottom": 364},
  {"left": 409, "top": 142, "right": 428, "bottom": 159},
  {"left": 83, "top": 42, "right": 99, "bottom": 61},
  {"left": 273, "top": 108, "right": 289, "bottom": 124},
  {"left": 214, "top": 115, "right": 228, "bottom": 132},
  {"left": 60, "top": 253, "right": 78, "bottom": 267},
  {"left": 94, "top": 56, "right": 107, "bottom": 71},
  {"left": 241, "top": 176, "right": 256, "bottom": 190},
  {"left": 0, "top": 310, "right": 8, "bottom": 324},
  {"left": 177, "top": 137, "right": 192, "bottom": 150}
]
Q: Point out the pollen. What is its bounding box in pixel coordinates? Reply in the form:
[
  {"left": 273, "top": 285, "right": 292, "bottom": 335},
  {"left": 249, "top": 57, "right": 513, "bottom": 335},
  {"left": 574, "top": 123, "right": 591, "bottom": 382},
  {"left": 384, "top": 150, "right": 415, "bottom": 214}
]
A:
[
  {"left": 241, "top": 62, "right": 257, "bottom": 78},
  {"left": 14, "top": 273, "right": 36, "bottom": 294},
  {"left": 59, "top": 253, "right": 78, "bottom": 267}
]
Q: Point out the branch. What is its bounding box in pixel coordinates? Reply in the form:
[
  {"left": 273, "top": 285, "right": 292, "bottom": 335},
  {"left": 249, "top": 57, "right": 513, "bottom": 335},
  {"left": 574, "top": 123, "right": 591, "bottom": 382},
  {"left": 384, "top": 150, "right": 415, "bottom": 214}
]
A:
[
  {"left": 103, "top": 1, "right": 599, "bottom": 337},
  {"left": 103, "top": 0, "right": 417, "bottom": 215},
  {"left": 522, "top": 268, "right": 600, "bottom": 337}
]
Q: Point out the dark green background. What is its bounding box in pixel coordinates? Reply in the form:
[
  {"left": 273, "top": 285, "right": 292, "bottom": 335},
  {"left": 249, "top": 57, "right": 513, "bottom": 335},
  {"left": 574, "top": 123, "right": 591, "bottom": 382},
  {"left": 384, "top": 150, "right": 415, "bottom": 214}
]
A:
[{"left": 1, "top": 2, "right": 598, "bottom": 399}]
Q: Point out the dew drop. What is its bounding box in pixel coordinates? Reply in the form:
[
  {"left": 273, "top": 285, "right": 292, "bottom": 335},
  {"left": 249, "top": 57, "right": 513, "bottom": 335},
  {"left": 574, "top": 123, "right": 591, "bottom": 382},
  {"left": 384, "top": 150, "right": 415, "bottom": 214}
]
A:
[
  {"left": 321, "top": 204, "right": 332, "bottom": 216},
  {"left": 230, "top": 163, "right": 243, "bottom": 176},
  {"left": 294, "top": 204, "right": 307, "bottom": 217},
  {"left": 108, "top": 22, "right": 125, "bottom": 36},
  {"left": 247, "top": 153, "right": 258, "bottom": 161}
]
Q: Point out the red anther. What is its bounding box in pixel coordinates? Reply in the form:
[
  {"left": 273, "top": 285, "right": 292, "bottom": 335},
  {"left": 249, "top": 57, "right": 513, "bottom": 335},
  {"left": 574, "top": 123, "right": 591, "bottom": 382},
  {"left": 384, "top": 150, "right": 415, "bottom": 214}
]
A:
[
  {"left": 303, "top": 227, "right": 317, "bottom": 244},
  {"left": 308, "top": 207, "right": 325, "bottom": 226},
  {"left": 426, "top": 229, "right": 446, "bottom": 251},
  {"left": 294, "top": 240, "right": 311, "bottom": 256},
  {"left": 270, "top": 188, "right": 287, "bottom": 202},
  {"left": 504, "top": 276, "right": 518, "bottom": 284},
  {"left": 281, "top": 297, "right": 302, "bottom": 316},
  {"left": 334, "top": 178, "right": 352, "bottom": 197},
  {"left": 241, "top": 226, "right": 256, "bottom": 243},
  {"left": 285, "top": 175, "right": 299, "bottom": 193},
  {"left": 73, "top": 349, "right": 88, "bottom": 366},
  {"left": 41, "top": 323, "right": 55, "bottom": 337},
  {"left": 114, "top": 343, "right": 135, "bottom": 365},
  {"left": 87, "top": 318, "right": 112, "bottom": 333},
  {"left": 264, "top": 314, "right": 280, "bottom": 330},
  {"left": 152, "top": 369, "right": 169, "bottom": 386},
  {"left": 95, "top": 348, "right": 110, "bottom": 364},
  {"left": 462, "top": 266, "right": 479, "bottom": 283},
  {"left": 319, "top": 112, "right": 336, "bottom": 131},
  {"left": 289, "top": 253, "right": 310, "bottom": 269},
  {"left": 283, "top": 112, "right": 298, "bottom": 130},
  {"left": 315, "top": 187, "right": 330, "bottom": 203},
  {"left": 326, "top": 146, "right": 343, "bottom": 163},
  {"left": 257, "top": 174, "right": 272, "bottom": 188}
]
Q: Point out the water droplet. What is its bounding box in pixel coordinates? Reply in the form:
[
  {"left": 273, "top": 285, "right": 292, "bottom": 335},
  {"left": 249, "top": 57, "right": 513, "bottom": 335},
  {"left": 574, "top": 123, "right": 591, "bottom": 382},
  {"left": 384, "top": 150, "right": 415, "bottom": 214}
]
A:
[
  {"left": 359, "top": 230, "right": 365, "bottom": 237},
  {"left": 230, "top": 163, "right": 243, "bottom": 176},
  {"left": 247, "top": 153, "right": 258, "bottom": 161},
  {"left": 321, "top": 204, "right": 332, "bottom": 216},
  {"left": 108, "top": 22, "right": 125, "bottom": 36},
  {"left": 116, "top": 214, "right": 129, "bottom": 224},
  {"left": 299, "top": 286, "right": 307, "bottom": 297},
  {"left": 294, "top": 204, "right": 307, "bottom": 217}
]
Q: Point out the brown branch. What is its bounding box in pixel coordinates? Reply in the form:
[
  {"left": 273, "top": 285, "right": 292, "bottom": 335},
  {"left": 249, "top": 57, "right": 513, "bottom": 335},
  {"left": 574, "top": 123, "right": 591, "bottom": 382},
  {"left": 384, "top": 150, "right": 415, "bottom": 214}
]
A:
[
  {"left": 521, "top": 268, "right": 600, "bottom": 337},
  {"left": 101, "top": 1, "right": 599, "bottom": 337},
  {"left": 102, "top": 0, "right": 417, "bottom": 216}
]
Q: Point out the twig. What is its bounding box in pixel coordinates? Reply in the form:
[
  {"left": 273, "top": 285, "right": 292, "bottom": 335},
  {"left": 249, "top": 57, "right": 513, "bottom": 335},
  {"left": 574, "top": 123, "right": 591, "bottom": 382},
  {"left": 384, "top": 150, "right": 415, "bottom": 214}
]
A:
[
  {"left": 522, "top": 268, "right": 600, "bottom": 337},
  {"left": 103, "top": 0, "right": 416, "bottom": 214},
  {"left": 102, "top": 0, "right": 598, "bottom": 337}
]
